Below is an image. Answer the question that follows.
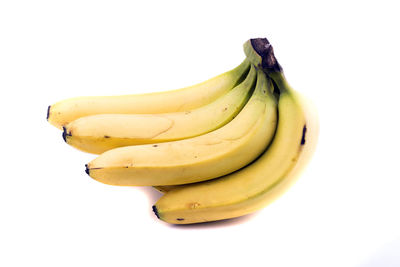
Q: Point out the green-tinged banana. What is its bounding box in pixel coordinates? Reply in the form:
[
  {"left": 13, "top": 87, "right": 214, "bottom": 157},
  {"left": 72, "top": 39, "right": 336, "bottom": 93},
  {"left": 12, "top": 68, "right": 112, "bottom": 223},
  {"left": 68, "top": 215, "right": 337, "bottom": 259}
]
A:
[
  {"left": 86, "top": 68, "right": 277, "bottom": 185},
  {"left": 152, "top": 38, "right": 319, "bottom": 224},
  {"left": 47, "top": 59, "right": 250, "bottom": 129},
  {"left": 63, "top": 66, "right": 257, "bottom": 154}
]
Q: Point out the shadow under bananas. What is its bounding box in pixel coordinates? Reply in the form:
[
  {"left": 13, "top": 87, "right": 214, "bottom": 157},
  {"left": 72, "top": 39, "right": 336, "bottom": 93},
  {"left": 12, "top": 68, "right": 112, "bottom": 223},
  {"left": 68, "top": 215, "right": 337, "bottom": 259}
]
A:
[{"left": 136, "top": 186, "right": 163, "bottom": 203}]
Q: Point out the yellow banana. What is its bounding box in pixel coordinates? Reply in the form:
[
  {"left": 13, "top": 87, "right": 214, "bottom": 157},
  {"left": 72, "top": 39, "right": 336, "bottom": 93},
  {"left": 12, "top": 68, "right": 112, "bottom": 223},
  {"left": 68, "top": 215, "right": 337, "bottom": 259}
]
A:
[
  {"left": 47, "top": 59, "right": 249, "bottom": 129},
  {"left": 86, "top": 68, "right": 277, "bottom": 186},
  {"left": 152, "top": 38, "right": 319, "bottom": 224},
  {"left": 63, "top": 65, "right": 257, "bottom": 154}
]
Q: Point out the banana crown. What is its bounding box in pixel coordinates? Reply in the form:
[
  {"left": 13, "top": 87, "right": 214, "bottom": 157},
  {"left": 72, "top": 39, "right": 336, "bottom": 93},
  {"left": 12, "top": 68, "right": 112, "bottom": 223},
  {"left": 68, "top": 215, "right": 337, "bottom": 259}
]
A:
[{"left": 153, "top": 39, "right": 318, "bottom": 224}]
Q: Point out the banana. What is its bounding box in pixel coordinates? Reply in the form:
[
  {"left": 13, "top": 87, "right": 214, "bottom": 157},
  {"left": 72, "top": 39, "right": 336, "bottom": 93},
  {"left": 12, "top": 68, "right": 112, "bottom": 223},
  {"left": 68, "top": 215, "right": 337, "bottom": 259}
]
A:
[
  {"left": 86, "top": 67, "right": 277, "bottom": 185},
  {"left": 152, "top": 38, "right": 319, "bottom": 224},
  {"left": 47, "top": 59, "right": 250, "bottom": 129},
  {"left": 63, "top": 65, "right": 257, "bottom": 154}
]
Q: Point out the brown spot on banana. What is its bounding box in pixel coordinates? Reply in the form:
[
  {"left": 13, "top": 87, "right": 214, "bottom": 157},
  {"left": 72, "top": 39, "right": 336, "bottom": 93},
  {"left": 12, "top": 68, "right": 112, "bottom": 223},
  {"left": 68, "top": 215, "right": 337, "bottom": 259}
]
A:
[{"left": 188, "top": 202, "right": 200, "bottom": 209}]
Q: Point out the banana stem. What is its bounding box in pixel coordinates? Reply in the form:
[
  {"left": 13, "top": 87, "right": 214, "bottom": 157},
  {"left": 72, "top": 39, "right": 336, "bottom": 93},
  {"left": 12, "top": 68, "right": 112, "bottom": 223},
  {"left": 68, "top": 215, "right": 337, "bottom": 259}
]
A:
[
  {"left": 267, "top": 71, "right": 290, "bottom": 94},
  {"left": 243, "top": 38, "right": 290, "bottom": 94}
]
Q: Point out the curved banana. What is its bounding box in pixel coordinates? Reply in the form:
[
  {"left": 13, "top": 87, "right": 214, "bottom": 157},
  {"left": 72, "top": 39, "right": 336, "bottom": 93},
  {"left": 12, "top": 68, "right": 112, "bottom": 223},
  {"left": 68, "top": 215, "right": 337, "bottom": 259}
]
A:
[
  {"left": 63, "top": 65, "right": 257, "bottom": 154},
  {"left": 152, "top": 38, "right": 319, "bottom": 224},
  {"left": 47, "top": 60, "right": 250, "bottom": 129},
  {"left": 86, "top": 68, "right": 277, "bottom": 185}
]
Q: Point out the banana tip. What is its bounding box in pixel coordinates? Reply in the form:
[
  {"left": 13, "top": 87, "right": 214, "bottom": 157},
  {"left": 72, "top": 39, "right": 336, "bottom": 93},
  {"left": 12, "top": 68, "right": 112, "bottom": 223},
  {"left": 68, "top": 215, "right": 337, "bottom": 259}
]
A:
[
  {"left": 46, "top": 105, "right": 51, "bottom": 121},
  {"left": 152, "top": 205, "right": 161, "bottom": 219},
  {"left": 62, "top": 126, "right": 70, "bottom": 142},
  {"left": 85, "top": 164, "right": 90, "bottom": 175}
]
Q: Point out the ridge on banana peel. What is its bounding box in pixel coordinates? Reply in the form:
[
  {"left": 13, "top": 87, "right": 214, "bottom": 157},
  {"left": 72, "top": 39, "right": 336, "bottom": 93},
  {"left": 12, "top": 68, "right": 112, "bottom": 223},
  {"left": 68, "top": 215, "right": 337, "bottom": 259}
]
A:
[
  {"left": 152, "top": 38, "right": 319, "bottom": 224},
  {"left": 47, "top": 59, "right": 250, "bottom": 129},
  {"left": 63, "top": 65, "right": 257, "bottom": 154},
  {"left": 86, "top": 67, "right": 277, "bottom": 186}
]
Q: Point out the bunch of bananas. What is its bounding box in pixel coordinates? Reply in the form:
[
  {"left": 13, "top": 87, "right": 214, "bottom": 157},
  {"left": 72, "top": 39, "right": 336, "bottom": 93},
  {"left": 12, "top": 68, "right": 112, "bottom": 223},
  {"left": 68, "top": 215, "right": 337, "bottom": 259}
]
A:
[{"left": 47, "top": 38, "right": 318, "bottom": 224}]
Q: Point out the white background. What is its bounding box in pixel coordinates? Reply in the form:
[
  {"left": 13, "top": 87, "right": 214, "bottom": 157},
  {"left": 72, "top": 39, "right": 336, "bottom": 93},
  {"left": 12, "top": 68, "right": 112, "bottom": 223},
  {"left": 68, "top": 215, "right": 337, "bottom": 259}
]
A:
[{"left": 1, "top": 0, "right": 399, "bottom": 266}]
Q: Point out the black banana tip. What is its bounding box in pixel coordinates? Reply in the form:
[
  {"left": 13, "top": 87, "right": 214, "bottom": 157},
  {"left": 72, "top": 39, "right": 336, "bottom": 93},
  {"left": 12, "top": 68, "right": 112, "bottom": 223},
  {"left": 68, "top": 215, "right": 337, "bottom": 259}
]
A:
[
  {"left": 85, "top": 164, "right": 90, "bottom": 175},
  {"left": 62, "top": 127, "right": 67, "bottom": 142},
  {"left": 46, "top": 105, "right": 51, "bottom": 121},
  {"left": 152, "top": 205, "right": 160, "bottom": 219},
  {"left": 250, "top": 38, "right": 282, "bottom": 73},
  {"left": 301, "top": 125, "right": 307, "bottom": 145},
  {"left": 62, "top": 126, "right": 71, "bottom": 142}
]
